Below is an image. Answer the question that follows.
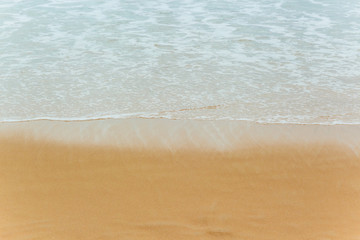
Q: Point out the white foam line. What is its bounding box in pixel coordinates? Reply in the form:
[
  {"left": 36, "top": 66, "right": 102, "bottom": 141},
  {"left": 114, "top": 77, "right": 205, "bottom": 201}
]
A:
[{"left": 0, "top": 116, "right": 360, "bottom": 126}]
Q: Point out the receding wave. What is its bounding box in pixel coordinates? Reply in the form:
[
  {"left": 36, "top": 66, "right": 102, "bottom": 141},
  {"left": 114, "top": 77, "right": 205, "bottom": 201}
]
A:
[{"left": 0, "top": 0, "right": 359, "bottom": 124}]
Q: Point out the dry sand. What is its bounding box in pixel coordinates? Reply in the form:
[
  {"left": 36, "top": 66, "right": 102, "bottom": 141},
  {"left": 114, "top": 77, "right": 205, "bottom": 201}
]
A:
[{"left": 0, "top": 119, "right": 360, "bottom": 239}]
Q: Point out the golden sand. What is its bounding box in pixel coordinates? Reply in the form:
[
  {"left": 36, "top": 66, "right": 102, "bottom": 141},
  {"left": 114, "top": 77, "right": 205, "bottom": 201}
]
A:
[{"left": 0, "top": 120, "right": 360, "bottom": 239}]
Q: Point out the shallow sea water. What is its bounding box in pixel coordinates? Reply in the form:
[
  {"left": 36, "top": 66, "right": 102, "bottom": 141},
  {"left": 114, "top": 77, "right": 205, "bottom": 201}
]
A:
[{"left": 0, "top": 0, "right": 359, "bottom": 123}]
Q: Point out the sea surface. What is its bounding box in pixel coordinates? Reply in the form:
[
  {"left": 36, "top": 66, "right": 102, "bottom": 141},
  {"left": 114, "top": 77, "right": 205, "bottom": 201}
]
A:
[{"left": 0, "top": 0, "right": 359, "bottom": 124}]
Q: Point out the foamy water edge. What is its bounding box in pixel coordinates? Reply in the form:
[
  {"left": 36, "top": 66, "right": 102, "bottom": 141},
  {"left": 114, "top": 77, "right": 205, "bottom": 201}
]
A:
[{"left": 1, "top": 116, "right": 360, "bottom": 125}]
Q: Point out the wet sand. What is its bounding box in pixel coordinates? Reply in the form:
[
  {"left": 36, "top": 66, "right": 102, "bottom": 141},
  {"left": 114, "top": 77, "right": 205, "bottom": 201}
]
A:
[{"left": 1, "top": 119, "right": 360, "bottom": 239}]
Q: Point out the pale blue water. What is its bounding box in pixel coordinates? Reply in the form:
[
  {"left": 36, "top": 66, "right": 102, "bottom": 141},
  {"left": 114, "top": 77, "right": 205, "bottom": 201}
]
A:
[{"left": 0, "top": 0, "right": 359, "bottom": 124}]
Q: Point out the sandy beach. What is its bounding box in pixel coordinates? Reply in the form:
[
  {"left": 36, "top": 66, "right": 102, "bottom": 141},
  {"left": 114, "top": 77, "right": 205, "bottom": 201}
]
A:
[{"left": 1, "top": 119, "right": 360, "bottom": 239}]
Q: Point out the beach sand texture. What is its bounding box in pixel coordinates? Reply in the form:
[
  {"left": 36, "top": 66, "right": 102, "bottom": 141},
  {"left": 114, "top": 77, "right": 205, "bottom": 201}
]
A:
[{"left": 1, "top": 119, "right": 360, "bottom": 239}]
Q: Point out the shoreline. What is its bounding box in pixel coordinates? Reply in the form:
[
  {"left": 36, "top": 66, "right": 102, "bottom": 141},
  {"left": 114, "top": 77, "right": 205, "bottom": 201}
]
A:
[
  {"left": 1, "top": 119, "right": 360, "bottom": 151},
  {"left": 1, "top": 117, "right": 360, "bottom": 126},
  {"left": 1, "top": 119, "right": 360, "bottom": 239}
]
